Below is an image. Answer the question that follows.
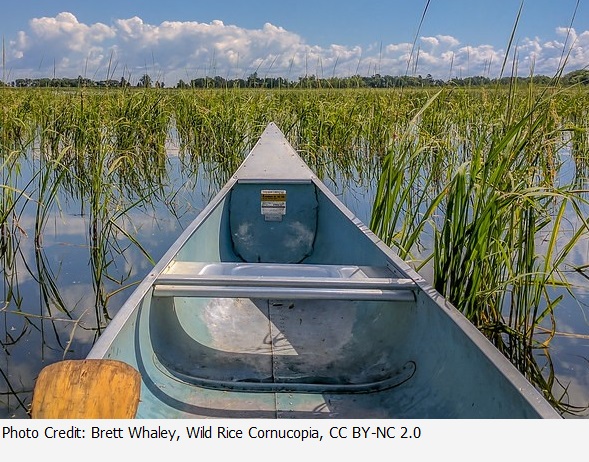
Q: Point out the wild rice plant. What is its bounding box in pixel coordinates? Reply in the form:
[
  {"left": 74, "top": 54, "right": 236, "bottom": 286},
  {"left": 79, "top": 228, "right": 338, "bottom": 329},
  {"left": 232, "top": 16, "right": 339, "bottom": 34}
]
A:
[
  {"left": 370, "top": 83, "right": 589, "bottom": 412},
  {"left": 1, "top": 80, "right": 589, "bottom": 416}
]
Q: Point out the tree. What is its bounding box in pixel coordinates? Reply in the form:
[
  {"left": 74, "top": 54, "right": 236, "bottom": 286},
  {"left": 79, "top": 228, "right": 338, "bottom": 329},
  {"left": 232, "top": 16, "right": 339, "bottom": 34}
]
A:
[
  {"left": 563, "top": 70, "right": 589, "bottom": 85},
  {"left": 138, "top": 74, "right": 152, "bottom": 88}
]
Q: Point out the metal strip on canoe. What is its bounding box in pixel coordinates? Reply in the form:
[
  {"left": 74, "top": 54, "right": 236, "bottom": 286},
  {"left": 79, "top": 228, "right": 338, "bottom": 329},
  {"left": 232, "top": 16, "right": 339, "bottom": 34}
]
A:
[
  {"left": 152, "top": 284, "right": 416, "bottom": 301},
  {"left": 156, "top": 274, "right": 416, "bottom": 290}
]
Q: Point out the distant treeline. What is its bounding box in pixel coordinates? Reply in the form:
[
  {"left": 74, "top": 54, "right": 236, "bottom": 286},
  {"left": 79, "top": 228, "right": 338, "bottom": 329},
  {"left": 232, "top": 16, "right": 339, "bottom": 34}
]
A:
[{"left": 2, "top": 69, "right": 589, "bottom": 89}]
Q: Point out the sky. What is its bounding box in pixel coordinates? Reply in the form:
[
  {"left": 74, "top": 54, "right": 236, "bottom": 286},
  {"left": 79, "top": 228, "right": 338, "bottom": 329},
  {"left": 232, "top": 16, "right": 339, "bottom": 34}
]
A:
[{"left": 0, "top": 0, "right": 588, "bottom": 85}]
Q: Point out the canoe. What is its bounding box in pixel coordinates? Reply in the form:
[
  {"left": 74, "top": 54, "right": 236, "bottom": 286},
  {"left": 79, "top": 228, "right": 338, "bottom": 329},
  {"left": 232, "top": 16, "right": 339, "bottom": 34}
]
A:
[{"left": 85, "top": 122, "right": 560, "bottom": 419}]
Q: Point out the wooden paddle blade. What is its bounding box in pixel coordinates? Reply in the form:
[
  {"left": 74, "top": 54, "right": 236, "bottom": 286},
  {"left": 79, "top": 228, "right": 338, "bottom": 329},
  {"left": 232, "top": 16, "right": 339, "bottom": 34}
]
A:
[{"left": 31, "top": 359, "right": 141, "bottom": 419}]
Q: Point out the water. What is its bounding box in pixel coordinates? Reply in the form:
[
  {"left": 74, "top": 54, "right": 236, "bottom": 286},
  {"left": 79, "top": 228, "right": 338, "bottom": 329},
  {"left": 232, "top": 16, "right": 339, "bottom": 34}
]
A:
[
  {"left": 0, "top": 153, "right": 212, "bottom": 417},
  {"left": 1, "top": 147, "right": 588, "bottom": 418}
]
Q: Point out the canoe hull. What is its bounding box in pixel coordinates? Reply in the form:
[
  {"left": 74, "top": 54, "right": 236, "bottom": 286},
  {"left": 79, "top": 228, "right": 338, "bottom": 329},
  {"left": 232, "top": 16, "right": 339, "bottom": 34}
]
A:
[{"left": 88, "top": 123, "right": 559, "bottom": 419}]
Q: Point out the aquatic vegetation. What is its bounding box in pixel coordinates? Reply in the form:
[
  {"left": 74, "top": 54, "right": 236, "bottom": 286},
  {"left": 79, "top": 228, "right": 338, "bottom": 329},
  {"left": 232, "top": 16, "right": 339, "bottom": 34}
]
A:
[
  {"left": 0, "top": 85, "right": 588, "bottom": 417},
  {"left": 370, "top": 84, "right": 589, "bottom": 414}
]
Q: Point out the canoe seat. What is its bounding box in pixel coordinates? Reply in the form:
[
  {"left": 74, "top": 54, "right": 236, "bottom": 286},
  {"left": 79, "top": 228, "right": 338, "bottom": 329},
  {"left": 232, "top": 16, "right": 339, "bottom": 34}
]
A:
[{"left": 153, "top": 261, "right": 417, "bottom": 301}]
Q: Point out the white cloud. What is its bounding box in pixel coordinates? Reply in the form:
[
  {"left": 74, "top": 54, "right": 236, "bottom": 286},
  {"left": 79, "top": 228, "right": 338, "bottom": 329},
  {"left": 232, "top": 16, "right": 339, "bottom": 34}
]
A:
[
  {"left": 421, "top": 36, "right": 440, "bottom": 48},
  {"left": 30, "top": 12, "right": 115, "bottom": 52},
  {"left": 436, "top": 35, "right": 461, "bottom": 48},
  {"left": 5, "top": 12, "right": 589, "bottom": 84}
]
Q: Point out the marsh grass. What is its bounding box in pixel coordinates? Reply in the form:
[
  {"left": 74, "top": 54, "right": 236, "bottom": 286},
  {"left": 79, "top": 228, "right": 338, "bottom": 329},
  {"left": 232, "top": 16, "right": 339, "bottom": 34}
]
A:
[
  {"left": 370, "top": 83, "right": 589, "bottom": 413},
  {"left": 1, "top": 84, "right": 589, "bottom": 415},
  {"left": 1, "top": 88, "right": 164, "bottom": 331}
]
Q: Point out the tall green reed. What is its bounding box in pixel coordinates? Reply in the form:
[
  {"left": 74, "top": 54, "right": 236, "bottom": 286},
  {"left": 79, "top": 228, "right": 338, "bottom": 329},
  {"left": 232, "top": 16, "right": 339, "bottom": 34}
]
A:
[
  {"left": 1, "top": 88, "right": 162, "bottom": 331},
  {"left": 370, "top": 83, "right": 589, "bottom": 412}
]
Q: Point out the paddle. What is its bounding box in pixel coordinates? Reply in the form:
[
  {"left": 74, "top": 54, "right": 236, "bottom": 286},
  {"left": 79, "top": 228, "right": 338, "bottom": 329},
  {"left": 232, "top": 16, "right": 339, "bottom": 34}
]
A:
[{"left": 31, "top": 359, "right": 141, "bottom": 419}]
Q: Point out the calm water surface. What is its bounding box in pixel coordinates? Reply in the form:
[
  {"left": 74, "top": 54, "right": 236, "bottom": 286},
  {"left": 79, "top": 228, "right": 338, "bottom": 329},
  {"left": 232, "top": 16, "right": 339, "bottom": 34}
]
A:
[{"left": 1, "top": 147, "right": 588, "bottom": 418}]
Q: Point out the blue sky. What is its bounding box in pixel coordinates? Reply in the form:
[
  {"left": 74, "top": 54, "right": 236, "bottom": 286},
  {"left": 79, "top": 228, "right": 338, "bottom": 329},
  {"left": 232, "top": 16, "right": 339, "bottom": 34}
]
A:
[{"left": 1, "top": 0, "right": 587, "bottom": 84}]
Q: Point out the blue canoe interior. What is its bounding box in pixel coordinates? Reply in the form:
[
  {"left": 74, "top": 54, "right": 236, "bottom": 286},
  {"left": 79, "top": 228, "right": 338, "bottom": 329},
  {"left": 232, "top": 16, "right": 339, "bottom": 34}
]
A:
[{"left": 86, "top": 122, "right": 560, "bottom": 418}]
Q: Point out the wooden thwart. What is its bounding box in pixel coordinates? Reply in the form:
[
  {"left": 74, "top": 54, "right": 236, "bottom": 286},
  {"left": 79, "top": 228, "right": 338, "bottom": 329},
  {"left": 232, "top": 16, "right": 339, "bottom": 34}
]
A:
[{"left": 31, "top": 359, "right": 141, "bottom": 419}]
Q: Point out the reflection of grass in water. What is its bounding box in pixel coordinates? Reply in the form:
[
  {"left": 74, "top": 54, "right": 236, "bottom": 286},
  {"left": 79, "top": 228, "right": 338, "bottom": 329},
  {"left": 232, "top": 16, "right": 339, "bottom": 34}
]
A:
[
  {"left": 568, "top": 92, "right": 589, "bottom": 191},
  {"left": 0, "top": 84, "right": 589, "bottom": 415},
  {"left": 1, "top": 89, "right": 169, "bottom": 416},
  {"left": 0, "top": 365, "right": 29, "bottom": 416}
]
